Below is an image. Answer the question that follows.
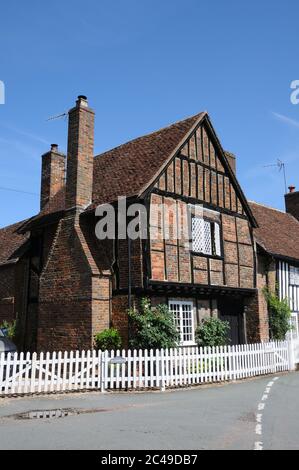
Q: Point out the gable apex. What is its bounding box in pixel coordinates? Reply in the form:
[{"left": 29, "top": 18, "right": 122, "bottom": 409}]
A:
[{"left": 143, "top": 113, "right": 257, "bottom": 228}]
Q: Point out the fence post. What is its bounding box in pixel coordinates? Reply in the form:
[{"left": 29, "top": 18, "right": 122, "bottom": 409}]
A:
[
  {"left": 160, "top": 349, "right": 165, "bottom": 392},
  {"left": 100, "top": 351, "right": 107, "bottom": 393},
  {"left": 288, "top": 337, "right": 296, "bottom": 371},
  {"left": 273, "top": 342, "right": 277, "bottom": 374}
]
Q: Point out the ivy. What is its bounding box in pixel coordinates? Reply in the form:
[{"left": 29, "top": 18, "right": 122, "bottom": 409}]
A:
[{"left": 263, "top": 287, "right": 292, "bottom": 341}]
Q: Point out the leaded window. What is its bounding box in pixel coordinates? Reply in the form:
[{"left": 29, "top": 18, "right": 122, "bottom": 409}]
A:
[
  {"left": 290, "top": 266, "right": 299, "bottom": 286},
  {"left": 192, "top": 217, "right": 221, "bottom": 256}
]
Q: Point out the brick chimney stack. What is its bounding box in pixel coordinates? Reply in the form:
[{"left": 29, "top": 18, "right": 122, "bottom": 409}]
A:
[
  {"left": 65, "top": 95, "right": 95, "bottom": 210},
  {"left": 285, "top": 185, "right": 299, "bottom": 221},
  {"left": 40, "top": 144, "right": 66, "bottom": 210},
  {"left": 225, "top": 151, "right": 236, "bottom": 175}
]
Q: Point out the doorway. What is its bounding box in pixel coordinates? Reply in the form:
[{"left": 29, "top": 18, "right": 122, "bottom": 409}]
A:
[{"left": 218, "top": 297, "right": 245, "bottom": 345}]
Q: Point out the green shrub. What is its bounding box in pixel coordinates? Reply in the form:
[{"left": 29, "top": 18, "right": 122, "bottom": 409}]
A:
[
  {"left": 128, "top": 298, "right": 180, "bottom": 349},
  {"left": 188, "top": 358, "right": 225, "bottom": 374},
  {"left": 94, "top": 328, "right": 122, "bottom": 351},
  {"left": 263, "top": 287, "right": 292, "bottom": 340},
  {"left": 195, "top": 317, "right": 230, "bottom": 347},
  {"left": 188, "top": 359, "right": 211, "bottom": 374},
  {"left": 0, "top": 320, "right": 17, "bottom": 341}
]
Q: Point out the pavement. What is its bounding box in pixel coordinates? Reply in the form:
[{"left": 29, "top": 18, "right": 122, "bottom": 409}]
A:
[{"left": 0, "top": 372, "right": 298, "bottom": 450}]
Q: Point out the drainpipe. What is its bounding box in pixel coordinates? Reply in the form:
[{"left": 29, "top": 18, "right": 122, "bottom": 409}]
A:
[
  {"left": 243, "top": 309, "right": 248, "bottom": 344},
  {"left": 128, "top": 235, "right": 132, "bottom": 310},
  {"left": 127, "top": 235, "right": 132, "bottom": 346}
]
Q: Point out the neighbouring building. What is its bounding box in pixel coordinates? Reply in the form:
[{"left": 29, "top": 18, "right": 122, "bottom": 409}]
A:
[
  {"left": 0, "top": 96, "right": 294, "bottom": 352},
  {"left": 249, "top": 188, "right": 299, "bottom": 338}
]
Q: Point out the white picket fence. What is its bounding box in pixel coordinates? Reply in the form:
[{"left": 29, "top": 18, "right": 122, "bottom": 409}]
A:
[
  {"left": 0, "top": 340, "right": 293, "bottom": 396},
  {"left": 291, "top": 336, "right": 299, "bottom": 366}
]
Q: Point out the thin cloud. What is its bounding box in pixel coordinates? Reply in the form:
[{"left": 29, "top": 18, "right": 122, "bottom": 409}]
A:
[
  {"left": 272, "top": 112, "right": 299, "bottom": 129},
  {"left": 0, "top": 122, "right": 50, "bottom": 146},
  {"left": 0, "top": 136, "right": 41, "bottom": 160}
]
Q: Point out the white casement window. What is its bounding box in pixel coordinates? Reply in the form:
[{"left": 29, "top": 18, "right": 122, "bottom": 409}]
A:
[
  {"left": 290, "top": 266, "right": 299, "bottom": 286},
  {"left": 169, "top": 300, "right": 195, "bottom": 345},
  {"left": 291, "top": 314, "right": 299, "bottom": 338},
  {"left": 192, "top": 217, "right": 221, "bottom": 256},
  {"left": 214, "top": 222, "right": 221, "bottom": 256}
]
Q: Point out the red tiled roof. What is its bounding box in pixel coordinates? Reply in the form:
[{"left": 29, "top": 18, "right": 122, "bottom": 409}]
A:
[
  {"left": 91, "top": 113, "right": 205, "bottom": 206},
  {"left": 20, "top": 113, "right": 205, "bottom": 231},
  {"left": 19, "top": 111, "right": 257, "bottom": 234},
  {"left": 0, "top": 220, "right": 30, "bottom": 265},
  {"left": 250, "top": 201, "right": 299, "bottom": 261},
  {"left": 40, "top": 187, "right": 65, "bottom": 216},
  {"left": 18, "top": 188, "right": 66, "bottom": 233}
]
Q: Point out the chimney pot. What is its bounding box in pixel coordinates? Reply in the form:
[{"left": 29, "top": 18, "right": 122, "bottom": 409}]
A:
[
  {"left": 76, "top": 95, "right": 88, "bottom": 108},
  {"left": 51, "top": 144, "right": 58, "bottom": 151},
  {"left": 288, "top": 185, "right": 296, "bottom": 193}
]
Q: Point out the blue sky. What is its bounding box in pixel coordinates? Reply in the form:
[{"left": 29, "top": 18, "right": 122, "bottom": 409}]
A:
[{"left": 0, "top": 0, "right": 299, "bottom": 227}]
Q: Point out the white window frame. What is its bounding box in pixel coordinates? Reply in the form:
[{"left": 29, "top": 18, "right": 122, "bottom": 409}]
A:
[
  {"left": 214, "top": 221, "right": 221, "bottom": 257},
  {"left": 168, "top": 300, "right": 195, "bottom": 346},
  {"left": 191, "top": 216, "right": 222, "bottom": 257},
  {"left": 291, "top": 313, "right": 299, "bottom": 338},
  {"left": 290, "top": 266, "right": 299, "bottom": 286}
]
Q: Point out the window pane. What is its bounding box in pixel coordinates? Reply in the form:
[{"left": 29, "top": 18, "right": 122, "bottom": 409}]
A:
[
  {"left": 192, "top": 217, "right": 204, "bottom": 253},
  {"left": 214, "top": 222, "right": 221, "bottom": 256},
  {"left": 290, "top": 266, "right": 299, "bottom": 286},
  {"left": 192, "top": 217, "right": 212, "bottom": 255},
  {"left": 182, "top": 304, "right": 193, "bottom": 343},
  {"left": 169, "top": 303, "right": 181, "bottom": 338},
  {"left": 203, "top": 221, "right": 212, "bottom": 255}
]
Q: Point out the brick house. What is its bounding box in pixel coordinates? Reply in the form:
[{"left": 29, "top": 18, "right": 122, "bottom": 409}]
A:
[
  {"left": 0, "top": 96, "right": 269, "bottom": 352},
  {"left": 249, "top": 189, "right": 299, "bottom": 339}
]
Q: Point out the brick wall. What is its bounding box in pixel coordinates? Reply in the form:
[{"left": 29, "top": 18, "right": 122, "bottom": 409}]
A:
[
  {"left": 14, "top": 258, "right": 30, "bottom": 350},
  {"left": 0, "top": 297, "right": 14, "bottom": 324},
  {"left": 40, "top": 145, "right": 65, "bottom": 210},
  {"left": 37, "top": 213, "right": 111, "bottom": 352},
  {"left": 112, "top": 295, "right": 130, "bottom": 348},
  {"left": 65, "top": 96, "right": 94, "bottom": 209},
  {"left": 0, "top": 261, "right": 29, "bottom": 329},
  {"left": 285, "top": 190, "right": 299, "bottom": 221},
  {"left": 0, "top": 264, "right": 15, "bottom": 324},
  {"left": 149, "top": 193, "right": 255, "bottom": 289},
  {"left": 42, "top": 224, "right": 59, "bottom": 266},
  {"left": 0, "top": 258, "right": 31, "bottom": 350},
  {"left": 118, "top": 238, "right": 143, "bottom": 289},
  {"left": 245, "top": 254, "right": 272, "bottom": 342}
]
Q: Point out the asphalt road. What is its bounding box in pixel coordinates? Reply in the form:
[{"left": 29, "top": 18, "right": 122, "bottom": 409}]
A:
[{"left": 0, "top": 372, "right": 298, "bottom": 450}]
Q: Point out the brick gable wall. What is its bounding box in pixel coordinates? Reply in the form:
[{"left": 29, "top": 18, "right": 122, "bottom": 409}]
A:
[
  {"left": 37, "top": 213, "right": 111, "bottom": 351},
  {"left": 148, "top": 121, "right": 255, "bottom": 290}
]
